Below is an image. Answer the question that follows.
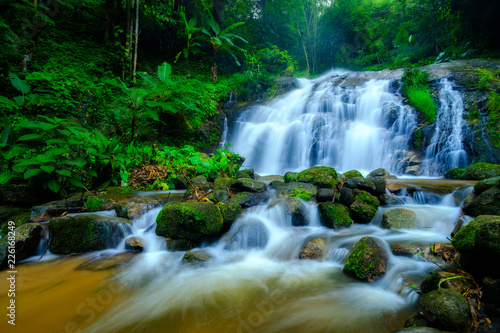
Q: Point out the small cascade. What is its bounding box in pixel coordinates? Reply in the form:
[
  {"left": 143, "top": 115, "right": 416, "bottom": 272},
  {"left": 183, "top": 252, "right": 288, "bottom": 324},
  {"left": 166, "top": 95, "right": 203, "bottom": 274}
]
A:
[
  {"left": 421, "top": 79, "right": 469, "bottom": 175},
  {"left": 218, "top": 116, "right": 229, "bottom": 149}
]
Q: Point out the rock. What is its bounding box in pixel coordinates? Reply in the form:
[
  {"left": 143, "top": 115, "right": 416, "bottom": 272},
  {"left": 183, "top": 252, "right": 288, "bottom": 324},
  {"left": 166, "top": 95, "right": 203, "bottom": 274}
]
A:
[
  {"left": 212, "top": 189, "right": 230, "bottom": 203},
  {"left": 182, "top": 251, "right": 211, "bottom": 263},
  {"left": 418, "top": 289, "right": 470, "bottom": 332},
  {"left": 166, "top": 239, "right": 199, "bottom": 252},
  {"left": 460, "top": 162, "right": 500, "bottom": 180},
  {"left": 349, "top": 190, "right": 380, "bottom": 224},
  {"left": 343, "top": 236, "right": 388, "bottom": 282},
  {"left": 367, "top": 168, "right": 396, "bottom": 180},
  {"left": 444, "top": 168, "right": 465, "bottom": 180},
  {"left": 278, "top": 197, "right": 309, "bottom": 226},
  {"left": 345, "top": 177, "right": 377, "bottom": 194},
  {"left": 155, "top": 202, "right": 223, "bottom": 240},
  {"left": 284, "top": 171, "right": 298, "bottom": 183},
  {"left": 75, "top": 252, "right": 137, "bottom": 271},
  {"left": 189, "top": 175, "right": 212, "bottom": 191},
  {"left": 452, "top": 215, "right": 500, "bottom": 278},
  {"left": 339, "top": 187, "right": 356, "bottom": 206},
  {"left": 172, "top": 176, "right": 187, "bottom": 189},
  {"left": 277, "top": 182, "right": 317, "bottom": 200},
  {"left": 218, "top": 202, "right": 243, "bottom": 229},
  {"left": 85, "top": 195, "right": 114, "bottom": 212},
  {"left": 474, "top": 176, "right": 500, "bottom": 196},
  {"left": 462, "top": 185, "right": 500, "bottom": 217},
  {"left": 228, "top": 191, "right": 270, "bottom": 208},
  {"left": 379, "top": 193, "right": 404, "bottom": 205},
  {"left": 372, "top": 178, "right": 387, "bottom": 194},
  {"left": 316, "top": 188, "right": 335, "bottom": 202},
  {"left": 343, "top": 170, "right": 363, "bottom": 180},
  {"left": 297, "top": 166, "right": 339, "bottom": 188},
  {"left": 318, "top": 202, "right": 353, "bottom": 229},
  {"left": 482, "top": 276, "right": 500, "bottom": 308},
  {"left": 298, "top": 238, "right": 326, "bottom": 260},
  {"left": 269, "top": 180, "right": 285, "bottom": 188},
  {"left": 214, "top": 177, "right": 237, "bottom": 190},
  {"left": 49, "top": 215, "right": 133, "bottom": 254},
  {"left": 31, "top": 204, "right": 83, "bottom": 222},
  {"left": 125, "top": 236, "right": 145, "bottom": 252},
  {"left": 0, "top": 211, "right": 30, "bottom": 238},
  {"left": 115, "top": 196, "right": 169, "bottom": 219},
  {"left": 382, "top": 208, "right": 417, "bottom": 229},
  {"left": 420, "top": 271, "right": 472, "bottom": 295},
  {"left": 230, "top": 178, "right": 267, "bottom": 193},
  {"left": 236, "top": 168, "right": 255, "bottom": 179},
  {"left": 0, "top": 223, "right": 42, "bottom": 270},
  {"left": 391, "top": 243, "right": 420, "bottom": 257}
]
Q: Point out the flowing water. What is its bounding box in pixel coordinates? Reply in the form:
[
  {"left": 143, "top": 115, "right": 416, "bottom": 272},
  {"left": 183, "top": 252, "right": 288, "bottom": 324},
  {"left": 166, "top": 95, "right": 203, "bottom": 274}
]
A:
[{"left": 0, "top": 72, "right": 477, "bottom": 333}]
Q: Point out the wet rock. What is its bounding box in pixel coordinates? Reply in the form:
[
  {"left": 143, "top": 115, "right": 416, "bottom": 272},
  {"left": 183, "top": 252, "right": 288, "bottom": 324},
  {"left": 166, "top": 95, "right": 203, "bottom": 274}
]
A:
[
  {"left": 460, "top": 162, "right": 500, "bottom": 180},
  {"left": 379, "top": 193, "right": 404, "bottom": 205},
  {"left": 343, "top": 236, "right": 388, "bottom": 282},
  {"left": 298, "top": 238, "right": 326, "bottom": 260},
  {"left": 372, "top": 178, "right": 387, "bottom": 195},
  {"left": 230, "top": 178, "right": 267, "bottom": 193},
  {"left": 367, "top": 168, "right": 397, "bottom": 180},
  {"left": 345, "top": 177, "right": 377, "bottom": 194},
  {"left": 31, "top": 204, "right": 83, "bottom": 222},
  {"left": 297, "top": 166, "right": 339, "bottom": 188},
  {"left": 420, "top": 271, "right": 472, "bottom": 295},
  {"left": 343, "top": 170, "right": 363, "bottom": 180},
  {"left": 474, "top": 176, "right": 500, "bottom": 196},
  {"left": 172, "top": 176, "right": 187, "bottom": 189},
  {"left": 0, "top": 210, "right": 30, "bottom": 238},
  {"left": 482, "top": 276, "right": 500, "bottom": 308},
  {"left": 269, "top": 180, "right": 285, "bottom": 188},
  {"left": 462, "top": 185, "right": 500, "bottom": 217},
  {"left": 75, "top": 252, "right": 137, "bottom": 271},
  {"left": 218, "top": 202, "right": 243, "bottom": 229},
  {"left": 382, "top": 208, "right": 417, "bottom": 229},
  {"left": 349, "top": 190, "right": 380, "bottom": 224},
  {"left": 115, "top": 196, "right": 169, "bottom": 220},
  {"left": 444, "top": 168, "right": 465, "bottom": 180},
  {"left": 268, "top": 197, "right": 309, "bottom": 226},
  {"left": 277, "top": 182, "right": 317, "bottom": 200},
  {"left": 318, "top": 202, "right": 353, "bottom": 229},
  {"left": 390, "top": 243, "right": 420, "bottom": 257},
  {"left": 214, "top": 177, "right": 237, "bottom": 190},
  {"left": 316, "top": 188, "right": 335, "bottom": 202},
  {"left": 0, "top": 223, "right": 42, "bottom": 270},
  {"left": 418, "top": 289, "right": 470, "bottom": 332},
  {"left": 125, "top": 236, "right": 145, "bottom": 252},
  {"left": 236, "top": 168, "right": 255, "bottom": 179},
  {"left": 155, "top": 202, "right": 223, "bottom": 240},
  {"left": 49, "top": 215, "right": 133, "bottom": 254},
  {"left": 212, "top": 189, "right": 230, "bottom": 203},
  {"left": 166, "top": 238, "right": 199, "bottom": 252},
  {"left": 182, "top": 251, "right": 211, "bottom": 263},
  {"left": 85, "top": 195, "right": 115, "bottom": 212},
  {"left": 339, "top": 187, "right": 356, "bottom": 206},
  {"left": 189, "top": 175, "right": 212, "bottom": 191},
  {"left": 452, "top": 215, "right": 500, "bottom": 278},
  {"left": 228, "top": 191, "right": 270, "bottom": 208},
  {"left": 284, "top": 171, "right": 298, "bottom": 183}
]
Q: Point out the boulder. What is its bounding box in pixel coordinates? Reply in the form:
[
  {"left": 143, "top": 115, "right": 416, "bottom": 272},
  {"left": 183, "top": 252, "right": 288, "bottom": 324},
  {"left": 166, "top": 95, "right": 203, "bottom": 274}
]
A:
[
  {"left": 420, "top": 271, "right": 472, "bottom": 295},
  {"left": 214, "top": 177, "right": 237, "bottom": 190},
  {"left": 452, "top": 215, "right": 500, "bottom": 278},
  {"left": 49, "top": 215, "right": 133, "bottom": 254},
  {"left": 115, "top": 196, "right": 169, "bottom": 220},
  {"left": 382, "top": 208, "right": 417, "bottom": 229},
  {"left": 349, "top": 190, "right": 380, "bottom": 224},
  {"left": 230, "top": 178, "right": 267, "bottom": 193},
  {"left": 182, "top": 251, "right": 211, "bottom": 263},
  {"left": 318, "top": 202, "right": 353, "bottom": 229},
  {"left": 155, "top": 202, "right": 223, "bottom": 240},
  {"left": 218, "top": 202, "right": 243, "bottom": 228},
  {"left": 316, "top": 188, "right": 335, "bottom": 202},
  {"left": 125, "top": 236, "right": 145, "bottom": 252},
  {"left": 277, "top": 182, "right": 317, "bottom": 200},
  {"left": 343, "top": 236, "right": 388, "bottom": 282},
  {"left": 367, "top": 168, "right": 396, "bottom": 180},
  {"left": 189, "top": 175, "right": 212, "bottom": 191},
  {"left": 345, "top": 177, "right": 377, "bottom": 194},
  {"left": 166, "top": 239, "right": 199, "bottom": 252},
  {"left": 459, "top": 162, "right": 500, "bottom": 180},
  {"left": 418, "top": 289, "right": 470, "bottom": 332},
  {"left": 462, "top": 185, "right": 500, "bottom": 217},
  {"left": 31, "top": 204, "right": 83, "bottom": 222},
  {"left": 0, "top": 223, "right": 42, "bottom": 270},
  {"left": 0, "top": 211, "right": 30, "bottom": 238},
  {"left": 228, "top": 192, "right": 270, "bottom": 208},
  {"left": 297, "top": 166, "right": 339, "bottom": 188},
  {"left": 269, "top": 180, "right": 285, "bottom": 188},
  {"left": 298, "top": 238, "right": 326, "bottom": 260},
  {"left": 236, "top": 168, "right": 255, "bottom": 179},
  {"left": 212, "top": 189, "right": 230, "bottom": 203},
  {"left": 379, "top": 193, "right": 404, "bottom": 205},
  {"left": 473, "top": 176, "right": 500, "bottom": 196},
  {"left": 343, "top": 170, "right": 363, "bottom": 180},
  {"left": 284, "top": 171, "right": 298, "bottom": 183},
  {"left": 444, "top": 168, "right": 465, "bottom": 180},
  {"left": 268, "top": 197, "right": 309, "bottom": 226},
  {"left": 390, "top": 243, "right": 420, "bottom": 257},
  {"left": 372, "top": 178, "right": 387, "bottom": 194}
]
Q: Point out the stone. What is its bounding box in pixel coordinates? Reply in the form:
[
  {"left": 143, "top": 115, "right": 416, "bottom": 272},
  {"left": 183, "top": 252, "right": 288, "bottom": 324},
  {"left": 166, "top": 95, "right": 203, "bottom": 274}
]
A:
[
  {"left": 343, "top": 170, "right": 363, "bottom": 180},
  {"left": 372, "top": 178, "right": 387, "bottom": 194},
  {"left": 297, "top": 166, "right": 339, "bottom": 188},
  {"left": 236, "top": 168, "right": 255, "bottom": 179},
  {"left": 418, "top": 289, "right": 470, "bottom": 332},
  {"left": 49, "top": 215, "right": 133, "bottom": 254},
  {"left": 460, "top": 162, "right": 500, "bottom": 180},
  {"left": 316, "top": 188, "right": 335, "bottom": 202},
  {"left": 420, "top": 271, "right": 472, "bottom": 295},
  {"left": 277, "top": 182, "right": 317, "bottom": 200},
  {"left": 444, "top": 168, "right": 465, "bottom": 180},
  {"left": 367, "top": 168, "right": 396, "bottom": 180},
  {"left": 283, "top": 197, "right": 308, "bottom": 226},
  {"left": 155, "top": 202, "right": 223, "bottom": 240},
  {"left": 189, "top": 175, "right": 212, "bottom": 191},
  {"left": 166, "top": 239, "right": 199, "bottom": 252},
  {"left": 345, "top": 177, "right": 377, "bottom": 194},
  {"left": 382, "top": 208, "right": 417, "bottom": 229},
  {"left": 228, "top": 191, "right": 270, "bottom": 208},
  {"left": 452, "top": 215, "right": 500, "bottom": 278},
  {"left": 218, "top": 202, "right": 243, "bottom": 228},
  {"left": 379, "top": 193, "right": 404, "bottom": 205},
  {"left": 182, "top": 251, "right": 211, "bottom": 263},
  {"left": 0, "top": 211, "right": 30, "bottom": 238},
  {"left": 390, "top": 243, "right": 420, "bottom": 257},
  {"left": 212, "top": 189, "right": 230, "bottom": 203},
  {"left": 31, "top": 204, "right": 83, "bottom": 222},
  {"left": 349, "top": 190, "right": 380, "bottom": 224},
  {"left": 284, "top": 171, "right": 298, "bottom": 183},
  {"left": 0, "top": 223, "right": 42, "bottom": 270},
  {"left": 318, "top": 202, "right": 353, "bottom": 229},
  {"left": 343, "top": 236, "right": 388, "bottom": 282},
  {"left": 125, "top": 236, "right": 145, "bottom": 252},
  {"left": 298, "top": 238, "right": 326, "bottom": 260},
  {"left": 474, "top": 176, "right": 500, "bottom": 195},
  {"left": 230, "top": 178, "right": 267, "bottom": 193},
  {"left": 214, "top": 177, "right": 237, "bottom": 190},
  {"left": 462, "top": 185, "right": 500, "bottom": 217}
]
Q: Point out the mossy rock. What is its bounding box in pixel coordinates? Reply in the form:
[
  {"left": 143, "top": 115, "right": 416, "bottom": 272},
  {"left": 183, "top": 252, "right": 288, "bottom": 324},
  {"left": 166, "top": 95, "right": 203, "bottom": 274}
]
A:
[
  {"left": 390, "top": 243, "right": 420, "bottom": 257},
  {"left": 284, "top": 171, "right": 298, "bottom": 183},
  {"left": 452, "top": 215, "right": 500, "bottom": 277},
  {"left": 182, "top": 251, "right": 211, "bottom": 263},
  {"left": 444, "top": 168, "right": 465, "bottom": 180},
  {"left": 350, "top": 190, "right": 380, "bottom": 224},
  {"left": 268, "top": 197, "right": 309, "bottom": 226},
  {"left": 298, "top": 238, "right": 326, "bottom": 260},
  {"left": 228, "top": 191, "right": 270, "bottom": 208},
  {"left": 318, "top": 202, "right": 353, "bottom": 229},
  {"left": 297, "top": 166, "right": 339, "bottom": 188},
  {"left": 230, "top": 178, "right": 267, "bottom": 193},
  {"left": 212, "top": 189, "right": 230, "bottom": 203},
  {"left": 0, "top": 223, "right": 42, "bottom": 270},
  {"left": 236, "top": 168, "right": 255, "bottom": 179},
  {"left": 85, "top": 195, "right": 111, "bottom": 212},
  {"left": 214, "top": 177, "right": 238, "bottom": 190},
  {"left": 474, "top": 176, "right": 500, "bottom": 196},
  {"left": 343, "top": 170, "right": 363, "bottom": 180},
  {"left": 459, "top": 162, "right": 500, "bottom": 180},
  {"left": 155, "top": 202, "right": 223, "bottom": 240},
  {"left": 316, "top": 188, "right": 335, "bottom": 202},
  {"left": 277, "top": 182, "right": 317, "bottom": 200},
  {"left": 420, "top": 271, "right": 472, "bottom": 295},
  {"left": 382, "top": 208, "right": 417, "bottom": 229},
  {"left": 49, "top": 215, "right": 133, "bottom": 254},
  {"left": 366, "top": 168, "right": 396, "bottom": 180},
  {"left": 0, "top": 211, "right": 30, "bottom": 238},
  {"left": 462, "top": 184, "right": 500, "bottom": 217},
  {"left": 345, "top": 177, "right": 377, "bottom": 194},
  {"left": 106, "top": 186, "right": 133, "bottom": 194},
  {"left": 343, "top": 236, "right": 388, "bottom": 282},
  {"left": 218, "top": 202, "right": 243, "bottom": 228},
  {"left": 188, "top": 175, "right": 212, "bottom": 191},
  {"left": 269, "top": 180, "right": 285, "bottom": 188},
  {"left": 418, "top": 289, "right": 470, "bottom": 332}
]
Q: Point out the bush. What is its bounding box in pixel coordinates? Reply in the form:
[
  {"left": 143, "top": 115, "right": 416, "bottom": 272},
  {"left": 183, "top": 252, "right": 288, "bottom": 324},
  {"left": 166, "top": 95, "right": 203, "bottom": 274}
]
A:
[{"left": 401, "top": 68, "right": 437, "bottom": 123}]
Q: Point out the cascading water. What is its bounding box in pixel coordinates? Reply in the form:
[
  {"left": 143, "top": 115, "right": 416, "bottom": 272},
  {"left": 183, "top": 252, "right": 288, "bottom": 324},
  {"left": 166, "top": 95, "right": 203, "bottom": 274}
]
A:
[
  {"left": 230, "top": 73, "right": 417, "bottom": 175},
  {"left": 420, "top": 79, "right": 469, "bottom": 175}
]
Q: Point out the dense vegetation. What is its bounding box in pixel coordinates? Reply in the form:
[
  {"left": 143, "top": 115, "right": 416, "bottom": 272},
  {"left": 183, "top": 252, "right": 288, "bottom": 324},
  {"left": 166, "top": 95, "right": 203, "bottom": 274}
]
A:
[{"left": 0, "top": 0, "right": 499, "bottom": 197}]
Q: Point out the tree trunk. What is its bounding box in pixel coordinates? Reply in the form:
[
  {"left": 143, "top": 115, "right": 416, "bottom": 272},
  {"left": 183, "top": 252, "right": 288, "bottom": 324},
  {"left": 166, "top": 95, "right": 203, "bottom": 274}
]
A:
[
  {"left": 124, "top": 0, "right": 131, "bottom": 79},
  {"left": 132, "top": 0, "right": 139, "bottom": 84},
  {"left": 211, "top": 49, "right": 218, "bottom": 82}
]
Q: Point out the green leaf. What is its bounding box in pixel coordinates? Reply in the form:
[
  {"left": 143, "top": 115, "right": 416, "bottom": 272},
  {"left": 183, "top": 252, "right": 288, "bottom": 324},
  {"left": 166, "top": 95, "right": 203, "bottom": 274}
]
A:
[
  {"left": 12, "top": 164, "right": 27, "bottom": 173},
  {"left": 0, "top": 171, "right": 16, "bottom": 185},
  {"left": 1, "top": 117, "right": 12, "bottom": 144},
  {"left": 47, "top": 179, "right": 61, "bottom": 193},
  {"left": 64, "top": 158, "right": 87, "bottom": 167},
  {"left": 13, "top": 96, "right": 25, "bottom": 106},
  {"left": 0, "top": 96, "right": 18, "bottom": 109},
  {"left": 9, "top": 72, "right": 31, "bottom": 94},
  {"left": 18, "top": 133, "right": 44, "bottom": 141},
  {"left": 158, "top": 62, "right": 172, "bottom": 84},
  {"left": 67, "top": 177, "right": 84, "bottom": 188},
  {"left": 40, "top": 165, "right": 54, "bottom": 174},
  {"left": 87, "top": 169, "right": 97, "bottom": 177},
  {"left": 24, "top": 168, "right": 42, "bottom": 179},
  {"left": 56, "top": 169, "right": 72, "bottom": 177}
]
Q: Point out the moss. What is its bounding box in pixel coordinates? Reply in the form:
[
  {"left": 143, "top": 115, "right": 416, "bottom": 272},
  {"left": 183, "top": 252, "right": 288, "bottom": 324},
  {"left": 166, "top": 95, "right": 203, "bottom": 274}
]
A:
[
  {"left": 291, "top": 188, "right": 314, "bottom": 201},
  {"left": 85, "top": 196, "right": 108, "bottom": 212},
  {"left": 343, "top": 170, "right": 363, "bottom": 180},
  {"left": 343, "top": 236, "right": 387, "bottom": 282},
  {"left": 444, "top": 168, "right": 465, "bottom": 179},
  {"left": 318, "top": 203, "right": 353, "bottom": 229},
  {"left": 106, "top": 186, "right": 133, "bottom": 194},
  {"left": 460, "top": 162, "right": 500, "bottom": 180},
  {"left": 297, "top": 166, "right": 339, "bottom": 188},
  {"left": 401, "top": 68, "right": 437, "bottom": 123},
  {"left": 344, "top": 238, "right": 372, "bottom": 280},
  {"left": 0, "top": 211, "right": 30, "bottom": 238},
  {"left": 284, "top": 172, "right": 298, "bottom": 183}
]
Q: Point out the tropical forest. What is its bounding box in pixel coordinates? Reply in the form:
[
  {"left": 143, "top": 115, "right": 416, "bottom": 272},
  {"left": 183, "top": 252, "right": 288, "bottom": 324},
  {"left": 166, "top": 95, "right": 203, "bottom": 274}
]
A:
[{"left": 1, "top": 0, "right": 500, "bottom": 332}]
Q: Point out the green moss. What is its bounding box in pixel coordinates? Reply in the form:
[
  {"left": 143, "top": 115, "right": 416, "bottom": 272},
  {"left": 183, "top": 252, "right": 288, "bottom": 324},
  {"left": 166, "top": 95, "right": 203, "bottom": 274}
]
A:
[
  {"left": 291, "top": 188, "right": 314, "bottom": 201},
  {"left": 343, "top": 170, "right": 363, "bottom": 180},
  {"left": 0, "top": 211, "right": 30, "bottom": 238},
  {"left": 85, "top": 196, "right": 108, "bottom": 212},
  {"left": 284, "top": 172, "right": 298, "bottom": 183},
  {"left": 402, "top": 68, "right": 437, "bottom": 123},
  {"left": 319, "top": 203, "right": 353, "bottom": 229},
  {"left": 344, "top": 239, "right": 372, "bottom": 280},
  {"left": 444, "top": 168, "right": 465, "bottom": 179},
  {"left": 297, "top": 166, "right": 339, "bottom": 188},
  {"left": 106, "top": 186, "right": 133, "bottom": 194}
]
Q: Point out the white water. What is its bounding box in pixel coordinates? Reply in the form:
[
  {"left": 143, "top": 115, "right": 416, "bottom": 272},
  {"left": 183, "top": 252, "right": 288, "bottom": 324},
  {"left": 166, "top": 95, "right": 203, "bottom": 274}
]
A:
[
  {"left": 230, "top": 74, "right": 417, "bottom": 175},
  {"left": 421, "top": 79, "right": 469, "bottom": 175}
]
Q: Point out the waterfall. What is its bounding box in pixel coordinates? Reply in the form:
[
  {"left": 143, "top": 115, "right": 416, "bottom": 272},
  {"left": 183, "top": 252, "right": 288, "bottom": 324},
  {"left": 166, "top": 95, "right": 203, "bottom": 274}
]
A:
[
  {"left": 230, "top": 73, "right": 417, "bottom": 175},
  {"left": 420, "top": 79, "right": 469, "bottom": 175},
  {"left": 219, "top": 116, "right": 229, "bottom": 149}
]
